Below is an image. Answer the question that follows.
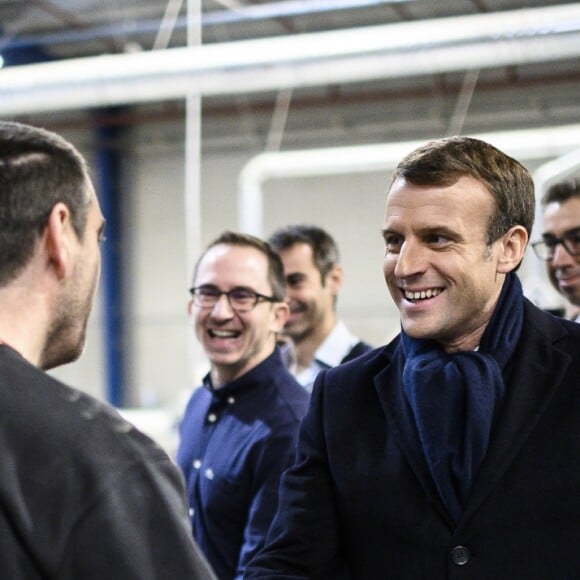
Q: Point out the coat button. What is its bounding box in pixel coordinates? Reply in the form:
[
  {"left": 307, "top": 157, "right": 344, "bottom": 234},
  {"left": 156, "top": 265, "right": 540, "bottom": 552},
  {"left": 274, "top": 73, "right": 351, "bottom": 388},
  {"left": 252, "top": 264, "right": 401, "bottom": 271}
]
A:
[{"left": 450, "top": 545, "right": 470, "bottom": 566}]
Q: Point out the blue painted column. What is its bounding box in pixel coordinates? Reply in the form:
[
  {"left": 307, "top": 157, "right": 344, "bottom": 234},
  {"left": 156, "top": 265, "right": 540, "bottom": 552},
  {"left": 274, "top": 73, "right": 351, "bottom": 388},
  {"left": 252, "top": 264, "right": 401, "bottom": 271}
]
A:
[{"left": 95, "top": 119, "right": 125, "bottom": 407}]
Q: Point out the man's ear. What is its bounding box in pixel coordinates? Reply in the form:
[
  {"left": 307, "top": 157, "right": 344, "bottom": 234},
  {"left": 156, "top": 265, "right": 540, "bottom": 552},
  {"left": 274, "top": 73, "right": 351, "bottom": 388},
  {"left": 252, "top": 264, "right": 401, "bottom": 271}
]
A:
[
  {"left": 497, "top": 225, "right": 528, "bottom": 273},
  {"left": 271, "top": 301, "right": 290, "bottom": 333},
  {"left": 325, "top": 265, "right": 343, "bottom": 295},
  {"left": 44, "top": 202, "right": 74, "bottom": 280}
]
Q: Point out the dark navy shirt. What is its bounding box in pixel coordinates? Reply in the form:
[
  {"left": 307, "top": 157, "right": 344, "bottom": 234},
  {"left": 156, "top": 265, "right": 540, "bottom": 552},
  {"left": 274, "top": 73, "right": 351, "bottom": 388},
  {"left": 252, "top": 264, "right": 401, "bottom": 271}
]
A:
[{"left": 177, "top": 348, "right": 309, "bottom": 580}]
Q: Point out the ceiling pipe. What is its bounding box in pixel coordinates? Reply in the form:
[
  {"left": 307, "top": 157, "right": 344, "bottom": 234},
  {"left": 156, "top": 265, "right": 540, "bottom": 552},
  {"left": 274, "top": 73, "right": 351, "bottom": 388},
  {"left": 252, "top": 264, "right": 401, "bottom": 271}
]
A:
[
  {"left": 1, "top": 4, "right": 580, "bottom": 115},
  {"left": 2, "top": 0, "right": 413, "bottom": 50},
  {"left": 237, "top": 123, "right": 580, "bottom": 236}
]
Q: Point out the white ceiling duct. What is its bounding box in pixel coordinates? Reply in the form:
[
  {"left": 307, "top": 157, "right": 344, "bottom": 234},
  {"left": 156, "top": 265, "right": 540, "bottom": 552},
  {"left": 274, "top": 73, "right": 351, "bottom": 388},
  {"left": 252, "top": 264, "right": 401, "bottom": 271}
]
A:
[
  {"left": 237, "top": 123, "right": 580, "bottom": 235},
  {"left": 1, "top": 3, "right": 580, "bottom": 115}
]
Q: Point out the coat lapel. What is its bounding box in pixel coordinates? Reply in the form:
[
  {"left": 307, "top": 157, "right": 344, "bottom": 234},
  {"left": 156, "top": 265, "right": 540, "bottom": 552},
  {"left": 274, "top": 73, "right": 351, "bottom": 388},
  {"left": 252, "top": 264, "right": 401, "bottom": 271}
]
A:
[
  {"left": 461, "top": 304, "right": 573, "bottom": 523},
  {"left": 373, "top": 345, "right": 454, "bottom": 526}
]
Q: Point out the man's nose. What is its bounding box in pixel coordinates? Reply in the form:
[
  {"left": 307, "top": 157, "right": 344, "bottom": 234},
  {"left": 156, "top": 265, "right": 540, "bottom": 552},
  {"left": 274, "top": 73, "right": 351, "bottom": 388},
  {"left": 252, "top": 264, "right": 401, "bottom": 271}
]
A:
[
  {"left": 210, "top": 293, "right": 235, "bottom": 317},
  {"left": 551, "top": 241, "right": 575, "bottom": 266},
  {"left": 393, "top": 240, "right": 426, "bottom": 278}
]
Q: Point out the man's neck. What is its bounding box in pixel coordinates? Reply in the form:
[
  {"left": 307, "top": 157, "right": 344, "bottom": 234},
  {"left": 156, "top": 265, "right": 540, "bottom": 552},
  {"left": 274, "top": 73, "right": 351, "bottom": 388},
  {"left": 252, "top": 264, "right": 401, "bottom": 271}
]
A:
[
  {"left": 0, "top": 286, "right": 47, "bottom": 367},
  {"left": 565, "top": 303, "right": 580, "bottom": 321},
  {"left": 293, "top": 316, "right": 336, "bottom": 369},
  {"left": 209, "top": 344, "right": 276, "bottom": 388}
]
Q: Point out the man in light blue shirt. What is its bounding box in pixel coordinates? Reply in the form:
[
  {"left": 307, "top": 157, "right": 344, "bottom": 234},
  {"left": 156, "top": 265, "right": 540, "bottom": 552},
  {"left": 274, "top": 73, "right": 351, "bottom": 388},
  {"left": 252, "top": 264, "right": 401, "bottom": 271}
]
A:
[{"left": 269, "top": 225, "right": 372, "bottom": 392}]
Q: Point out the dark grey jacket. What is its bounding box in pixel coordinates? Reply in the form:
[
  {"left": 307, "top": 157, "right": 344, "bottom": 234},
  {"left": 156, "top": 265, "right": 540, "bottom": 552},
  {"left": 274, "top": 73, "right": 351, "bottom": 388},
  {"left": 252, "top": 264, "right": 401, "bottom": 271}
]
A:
[{"left": 0, "top": 345, "right": 215, "bottom": 579}]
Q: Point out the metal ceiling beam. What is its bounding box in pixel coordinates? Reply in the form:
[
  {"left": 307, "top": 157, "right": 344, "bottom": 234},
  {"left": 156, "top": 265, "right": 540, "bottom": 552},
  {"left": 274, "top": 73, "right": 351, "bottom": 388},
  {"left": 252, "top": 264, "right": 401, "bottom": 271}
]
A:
[
  {"left": 2, "top": 0, "right": 412, "bottom": 50},
  {"left": 1, "top": 3, "right": 580, "bottom": 116}
]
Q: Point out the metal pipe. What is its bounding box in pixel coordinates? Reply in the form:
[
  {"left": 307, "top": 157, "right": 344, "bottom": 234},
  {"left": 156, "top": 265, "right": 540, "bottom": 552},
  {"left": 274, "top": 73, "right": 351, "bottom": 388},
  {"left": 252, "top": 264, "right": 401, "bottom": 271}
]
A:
[
  {"left": 95, "top": 121, "right": 126, "bottom": 407},
  {"left": 2, "top": 0, "right": 413, "bottom": 51},
  {"left": 1, "top": 4, "right": 580, "bottom": 115},
  {"left": 237, "top": 124, "right": 580, "bottom": 235},
  {"left": 184, "top": 0, "right": 205, "bottom": 386}
]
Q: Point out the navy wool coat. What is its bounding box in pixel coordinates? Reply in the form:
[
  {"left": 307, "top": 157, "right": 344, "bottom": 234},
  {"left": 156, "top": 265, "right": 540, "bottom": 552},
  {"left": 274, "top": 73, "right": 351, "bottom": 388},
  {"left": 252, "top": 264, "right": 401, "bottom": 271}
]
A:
[{"left": 245, "top": 300, "right": 580, "bottom": 580}]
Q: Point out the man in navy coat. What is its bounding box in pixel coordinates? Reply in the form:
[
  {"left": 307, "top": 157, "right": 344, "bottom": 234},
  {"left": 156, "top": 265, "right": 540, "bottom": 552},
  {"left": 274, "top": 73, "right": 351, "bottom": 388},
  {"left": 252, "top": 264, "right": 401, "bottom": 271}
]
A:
[{"left": 245, "top": 137, "right": 580, "bottom": 579}]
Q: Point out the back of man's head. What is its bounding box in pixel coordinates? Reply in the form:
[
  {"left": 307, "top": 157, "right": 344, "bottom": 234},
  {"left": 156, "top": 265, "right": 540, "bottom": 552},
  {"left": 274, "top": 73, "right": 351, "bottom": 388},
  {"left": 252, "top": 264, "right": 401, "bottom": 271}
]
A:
[{"left": 0, "top": 121, "right": 90, "bottom": 286}]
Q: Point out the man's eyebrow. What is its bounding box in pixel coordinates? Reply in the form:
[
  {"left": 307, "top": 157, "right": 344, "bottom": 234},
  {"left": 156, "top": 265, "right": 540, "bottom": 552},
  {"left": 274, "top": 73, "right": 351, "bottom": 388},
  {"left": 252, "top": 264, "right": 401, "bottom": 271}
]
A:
[
  {"left": 416, "top": 223, "right": 457, "bottom": 234},
  {"left": 543, "top": 226, "right": 580, "bottom": 239},
  {"left": 382, "top": 224, "right": 458, "bottom": 237}
]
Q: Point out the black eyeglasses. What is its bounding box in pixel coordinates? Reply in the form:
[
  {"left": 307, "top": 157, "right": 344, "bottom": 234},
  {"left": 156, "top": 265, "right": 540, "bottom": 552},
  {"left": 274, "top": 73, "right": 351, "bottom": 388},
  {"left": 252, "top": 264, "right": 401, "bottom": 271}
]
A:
[
  {"left": 189, "top": 286, "right": 278, "bottom": 312},
  {"left": 531, "top": 228, "right": 580, "bottom": 261}
]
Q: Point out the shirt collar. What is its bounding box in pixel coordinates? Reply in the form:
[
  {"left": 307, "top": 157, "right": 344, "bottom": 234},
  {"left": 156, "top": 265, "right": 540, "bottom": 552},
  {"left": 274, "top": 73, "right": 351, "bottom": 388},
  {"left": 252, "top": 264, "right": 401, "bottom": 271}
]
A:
[
  {"left": 314, "top": 320, "right": 358, "bottom": 368},
  {"left": 203, "top": 347, "right": 284, "bottom": 399}
]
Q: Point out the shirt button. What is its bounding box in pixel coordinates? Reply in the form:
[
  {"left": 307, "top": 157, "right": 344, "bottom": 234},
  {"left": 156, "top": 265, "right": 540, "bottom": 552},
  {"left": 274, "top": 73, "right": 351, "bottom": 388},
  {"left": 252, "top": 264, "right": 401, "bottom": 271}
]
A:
[
  {"left": 189, "top": 508, "right": 194, "bottom": 517},
  {"left": 207, "top": 413, "right": 217, "bottom": 423},
  {"left": 227, "top": 396, "right": 235, "bottom": 404},
  {"left": 193, "top": 459, "right": 201, "bottom": 469},
  {"left": 450, "top": 545, "right": 470, "bottom": 566}
]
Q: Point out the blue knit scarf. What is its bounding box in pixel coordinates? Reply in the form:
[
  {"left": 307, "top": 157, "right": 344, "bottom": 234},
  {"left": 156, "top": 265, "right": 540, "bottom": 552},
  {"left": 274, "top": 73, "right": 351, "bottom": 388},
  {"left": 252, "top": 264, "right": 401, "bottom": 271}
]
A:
[{"left": 401, "top": 272, "right": 524, "bottom": 523}]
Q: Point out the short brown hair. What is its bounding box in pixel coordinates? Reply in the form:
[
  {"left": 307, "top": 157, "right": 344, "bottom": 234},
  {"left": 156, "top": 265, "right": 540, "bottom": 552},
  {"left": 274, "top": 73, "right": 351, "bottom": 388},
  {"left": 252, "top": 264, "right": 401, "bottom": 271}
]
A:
[
  {"left": 0, "top": 121, "right": 91, "bottom": 286},
  {"left": 192, "top": 231, "right": 286, "bottom": 301},
  {"left": 390, "top": 136, "right": 535, "bottom": 244},
  {"left": 268, "top": 224, "right": 339, "bottom": 284},
  {"left": 542, "top": 178, "right": 580, "bottom": 207}
]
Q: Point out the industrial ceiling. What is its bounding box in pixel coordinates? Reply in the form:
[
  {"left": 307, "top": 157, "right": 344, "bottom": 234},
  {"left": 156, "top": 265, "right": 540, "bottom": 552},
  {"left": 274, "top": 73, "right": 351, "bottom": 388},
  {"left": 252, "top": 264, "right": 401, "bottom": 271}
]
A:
[{"left": 1, "top": 0, "right": 580, "bottom": 154}]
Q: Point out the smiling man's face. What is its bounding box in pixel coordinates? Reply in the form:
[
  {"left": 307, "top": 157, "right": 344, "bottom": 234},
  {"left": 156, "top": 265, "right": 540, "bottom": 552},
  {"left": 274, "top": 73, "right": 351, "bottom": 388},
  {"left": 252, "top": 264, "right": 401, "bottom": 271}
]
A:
[
  {"left": 542, "top": 197, "right": 580, "bottom": 308},
  {"left": 190, "top": 243, "right": 287, "bottom": 386},
  {"left": 382, "top": 175, "right": 510, "bottom": 353}
]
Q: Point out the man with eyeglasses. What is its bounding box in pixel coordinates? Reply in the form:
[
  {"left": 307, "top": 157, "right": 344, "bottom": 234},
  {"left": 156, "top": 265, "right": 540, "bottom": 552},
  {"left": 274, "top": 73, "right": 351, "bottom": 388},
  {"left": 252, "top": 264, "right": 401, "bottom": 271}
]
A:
[
  {"left": 176, "top": 231, "right": 309, "bottom": 580},
  {"left": 532, "top": 179, "right": 580, "bottom": 322}
]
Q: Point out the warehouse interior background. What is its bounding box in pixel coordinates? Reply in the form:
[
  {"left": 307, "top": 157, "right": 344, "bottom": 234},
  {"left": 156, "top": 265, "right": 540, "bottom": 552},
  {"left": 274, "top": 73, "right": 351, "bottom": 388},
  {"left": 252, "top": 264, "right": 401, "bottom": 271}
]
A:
[{"left": 2, "top": 0, "right": 580, "bottom": 451}]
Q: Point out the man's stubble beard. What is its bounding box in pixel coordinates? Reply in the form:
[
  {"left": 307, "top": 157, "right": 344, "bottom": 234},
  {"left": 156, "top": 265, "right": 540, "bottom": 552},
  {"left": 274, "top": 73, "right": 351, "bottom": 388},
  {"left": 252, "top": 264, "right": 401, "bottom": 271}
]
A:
[{"left": 41, "top": 265, "right": 93, "bottom": 371}]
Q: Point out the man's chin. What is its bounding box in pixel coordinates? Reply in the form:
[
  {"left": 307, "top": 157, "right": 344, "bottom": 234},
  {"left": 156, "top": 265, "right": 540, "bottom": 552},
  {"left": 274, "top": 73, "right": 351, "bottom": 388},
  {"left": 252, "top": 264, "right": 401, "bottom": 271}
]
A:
[
  {"left": 284, "top": 324, "right": 312, "bottom": 343},
  {"left": 41, "top": 346, "right": 83, "bottom": 371},
  {"left": 559, "top": 285, "right": 579, "bottom": 302},
  {"left": 284, "top": 321, "right": 300, "bottom": 333},
  {"left": 41, "top": 332, "right": 86, "bottom": 371}
]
